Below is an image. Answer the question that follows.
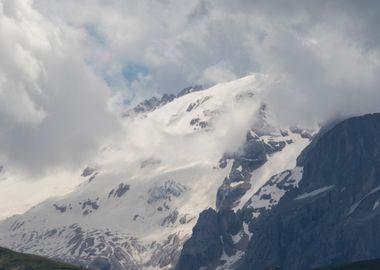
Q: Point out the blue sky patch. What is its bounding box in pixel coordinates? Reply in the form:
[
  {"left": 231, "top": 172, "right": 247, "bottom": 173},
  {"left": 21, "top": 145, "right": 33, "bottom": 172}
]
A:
[
  {"left": 122, "top": 64, "right": 149, "bottom": 82},
  {"left": 85, "top": 24, "right": 107, "bottom": 47}
]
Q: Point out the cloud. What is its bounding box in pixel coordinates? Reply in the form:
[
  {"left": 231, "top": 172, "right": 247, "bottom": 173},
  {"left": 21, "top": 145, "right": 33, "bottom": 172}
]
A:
[
  {"left": 246, "top": 3, "right": 380, "bottom": 126},
  {"left": 1, "top": 0, "right": 380, "bottom": 177},
  {"left": 0, "top": 0, "right": 120, "bottom": 176},
  {"left": 29, "top": 1, "right": 380, "bottom": 126},
  {"left": 202, "top": 62, "right": 237, "bottom": 85}
]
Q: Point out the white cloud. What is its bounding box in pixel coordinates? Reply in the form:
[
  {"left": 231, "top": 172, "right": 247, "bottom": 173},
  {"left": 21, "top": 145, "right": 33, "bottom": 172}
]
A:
[
  {"left": 202, "top": 62, "right": 237, "bottom": 85},
  {"left": 0, "top": 0, "right": 120, "bottom": 176},
  {"left": 0, "top": 0, "right": 379, "bottom": 218},
  {"left": 27, "top": 1, "right": 380, "bottom": 125},
  {"left": 1, "top": 0, "right": 380, "bottom": 177}
]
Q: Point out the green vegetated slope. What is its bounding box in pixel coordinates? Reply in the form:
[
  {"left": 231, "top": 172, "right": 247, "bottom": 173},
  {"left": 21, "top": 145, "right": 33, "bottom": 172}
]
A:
[{"left": 0, "top": 246, "right": 86, "bottom": 270}]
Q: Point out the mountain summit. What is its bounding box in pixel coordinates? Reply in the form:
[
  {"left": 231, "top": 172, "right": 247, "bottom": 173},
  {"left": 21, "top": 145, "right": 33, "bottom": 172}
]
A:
[{"left": 0, "top": 74, "right": 315, "bottom": 269}]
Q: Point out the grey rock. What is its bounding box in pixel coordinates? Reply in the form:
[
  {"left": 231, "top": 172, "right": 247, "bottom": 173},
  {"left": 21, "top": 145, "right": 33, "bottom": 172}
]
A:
[
  {"left": 290, "top": 126, "right": 315, "bottom": 140},
  {"left": 133, "top": 94, "right": 175, "bottom": 114},
  {"left": 176, "top": 209, "right": 223, "bottom": 270},
  {"left": 216, "top": 129, "right": 287, "bottom": 210},
  {"left": 146, "top": 233, "right": 185, "bottom": 269},
  {"left": 198, "top": 121, "right": 208, "bottom": 128},
  {"left": 108, "top": 183, "right": 130, "bottom": 198},
  {"left": 234, "top": 90, "right": 255, "bottom": 102},
  {"left": 81, "top": 166, "right": 96, "bottom": 177},
  {"left": 161, "top": 210, "right": 179, "bottom": 227},
  {"left": 216, "top": 182, "right": 251, "bottom": 210},
  {"left": 189, "top": 118, "right": 200, "bottom": 126},
  {"left": 88, "top": 172, "right": 98, "bottom": 182},
  {"left": 176, "top": 209, "right": 244, "bottom": 270},
  {"left": 176, "top": 85, "right": 203, "bottom": 98},
  {"left": 53, "top": 204, "right": 67, "bottom": 213},
  {"left": 240, "top": 113, "right": 380, "bottom": 270},
  {"left": 147, "top": 180, "right": 188, "bottom": 204},
  {"left": 9, "top": 220, "right": 24, "bottom": 232},
  {"left": 81, "top": 200, "right": 99, "bottom": 216},
  {"left": 186, "top": 96, "right": 212, "bottom": 112}
]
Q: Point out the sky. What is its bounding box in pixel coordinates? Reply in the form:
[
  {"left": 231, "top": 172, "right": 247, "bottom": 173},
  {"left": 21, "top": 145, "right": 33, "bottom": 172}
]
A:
[{"left": 0, "top": 0, "right": 380, "bottom": 179}]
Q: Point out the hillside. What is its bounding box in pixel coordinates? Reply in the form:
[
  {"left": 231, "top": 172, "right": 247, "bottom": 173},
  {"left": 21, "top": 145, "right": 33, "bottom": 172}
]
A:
[
  {"left": 0, "top": 246, "right": 87, "bottom": 270},
  {"left": 315, "top": 259, "right": 380, "bottom": 270}
]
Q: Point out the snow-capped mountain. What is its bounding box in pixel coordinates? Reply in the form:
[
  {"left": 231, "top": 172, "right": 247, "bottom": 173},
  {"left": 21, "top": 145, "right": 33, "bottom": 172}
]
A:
[
  {"left": 122, "top": 85, "right": 203, "bottom": 117},
  {"left": 0, "top": 74, "right": 316, "bottom": 270},
  {"left": 176, "top": 113, "right": 380, "bottom": 270}
]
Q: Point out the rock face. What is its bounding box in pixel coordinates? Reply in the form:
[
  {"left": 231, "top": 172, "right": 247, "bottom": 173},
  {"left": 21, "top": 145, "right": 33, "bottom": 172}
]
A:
[
  {"left": 240, "top": 113, "right": 380, "bottom": 270},
  {"left": 176, "top": 167, "right": 304, "bottom": 270},
  {"left": 176, "top": 113, "right": 380, "bottom": 270},
  {"left": 176, "top": 209, "right": 244, "bottom": 270},
  {"left": 123, "top": 85, "right": 203, "bottom": 117},
  {"left": 216, "top": 128, "right": 288, "bottom": 210},
  {"left": 176, "top": 209, "right": 222, "bottom": 270},
  {"left": 132, "top": 94, "right": 176, "bottom": 114},
  {"left": 176, "top": 85, "right": 203, "bottom": 98}
]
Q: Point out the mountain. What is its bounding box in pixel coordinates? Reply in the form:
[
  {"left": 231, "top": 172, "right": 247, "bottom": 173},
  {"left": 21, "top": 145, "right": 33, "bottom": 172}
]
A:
[
  {"left": 176, "top": 113, "right": 380, "bottom": 270},
  {"left": 122, "top": 93, "right": 175, "bottom": 117},
  {"left": 176, "top": 85, "right": 203, "bottom": 98},
  {"left": 2, "top": 74, "right": 378, "bottom": 270},
  {"left": 0, "top": 246, "right": 87, "bottom": 270},
  {"left": 122, "top": 85, "right": 203, "bottom": 117},
  {"left": 0, "top": 74, "right": 315, "bottom": 270}
]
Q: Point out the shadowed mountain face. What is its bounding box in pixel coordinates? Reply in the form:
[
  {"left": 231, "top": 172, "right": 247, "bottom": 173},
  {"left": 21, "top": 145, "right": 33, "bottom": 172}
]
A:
[
  {"left": 0, "top": 246, "right": 87, "bottom": 270},
  {"left": 314, "top": 259, "right": 380, "bottom": 270},
  {"left": 240, "top": 113, "right": 380, "bottom": 270},
  {"left": 176, "top": 113, "right": 380, "bottom": 270}
]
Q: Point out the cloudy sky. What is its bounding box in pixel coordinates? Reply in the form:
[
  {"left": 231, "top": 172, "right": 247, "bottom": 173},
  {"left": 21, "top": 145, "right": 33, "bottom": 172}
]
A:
[{"left": 0, "top": 0, "right": 380, "bottom": 177}]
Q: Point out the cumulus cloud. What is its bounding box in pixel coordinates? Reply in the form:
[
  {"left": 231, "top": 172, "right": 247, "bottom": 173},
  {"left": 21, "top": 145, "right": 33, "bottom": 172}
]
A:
[
  {"left": 0, "top": 0, "right": 120, "bottom": 176},
  {"left": 30, "top": 0, "right": 380, "bottom": 124},
  {"left": 1, "top": 0, "right": 380, "bottom": 176}
]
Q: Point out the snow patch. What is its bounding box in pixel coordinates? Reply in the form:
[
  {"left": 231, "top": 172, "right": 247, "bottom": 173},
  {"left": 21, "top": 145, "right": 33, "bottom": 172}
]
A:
[
  {"left": 373, "top": 199, "right": 380, "bottom": 210},
  {"left": 230, "top": 181, "right": 245, "bottom": 188},
  {"left": 245, "top": 167, "right": 303, "bottom": 217},
  {"left": 216, "top": 250, "right": 245, "bottom": 270},
  {"left": 243, "top": 222, "right": 252, "bottom": 240},
  {"left": 235, "top": 132, "right": 309, "bottom": 210},
  {"left": 349, "top": 186, "right": 380, "bottom": 215},
  {"left": 295, "top": 185, "right": 334, "bottom": 200}
]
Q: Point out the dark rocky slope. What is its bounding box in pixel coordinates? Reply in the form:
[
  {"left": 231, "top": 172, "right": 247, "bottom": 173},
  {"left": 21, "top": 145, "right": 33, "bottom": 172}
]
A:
[
  {"left": 314, "top": 258, "right": 380, "bottom": 270},
  {"left": 175, "top": 209, "right": 244, "bottom": 270},
  {"left": 240, "top": 113, "right": 380, "bottom": 270},
  {"left": 177, "top": 113, "right": 380, "bottom": 270}
]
